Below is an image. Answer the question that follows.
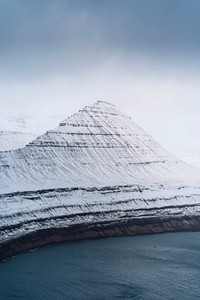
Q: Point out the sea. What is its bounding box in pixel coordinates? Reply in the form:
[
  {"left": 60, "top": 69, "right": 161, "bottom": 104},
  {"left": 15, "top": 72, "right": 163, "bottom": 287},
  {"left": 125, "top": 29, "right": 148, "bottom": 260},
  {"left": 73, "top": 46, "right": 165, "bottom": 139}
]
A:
[{"left": 1, "top": 232, "right": 200, "bottom": 299}]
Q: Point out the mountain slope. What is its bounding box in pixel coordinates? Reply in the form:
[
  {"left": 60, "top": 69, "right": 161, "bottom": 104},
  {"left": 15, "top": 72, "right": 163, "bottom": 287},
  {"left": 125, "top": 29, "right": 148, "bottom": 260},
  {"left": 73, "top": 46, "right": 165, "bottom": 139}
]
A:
[
  {"left": 0, "top": 101, "right": 199, "bottom": 193},
  {"left": 1, "top": 101, "right": 200, "bottom": 260}
]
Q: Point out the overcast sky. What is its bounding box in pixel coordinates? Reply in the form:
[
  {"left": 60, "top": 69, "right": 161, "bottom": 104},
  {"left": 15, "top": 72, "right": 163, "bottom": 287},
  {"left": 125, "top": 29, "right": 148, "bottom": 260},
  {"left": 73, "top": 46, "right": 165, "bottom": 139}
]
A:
[{"left": 1, "top": 0, "right": 200, "bottom": 158}]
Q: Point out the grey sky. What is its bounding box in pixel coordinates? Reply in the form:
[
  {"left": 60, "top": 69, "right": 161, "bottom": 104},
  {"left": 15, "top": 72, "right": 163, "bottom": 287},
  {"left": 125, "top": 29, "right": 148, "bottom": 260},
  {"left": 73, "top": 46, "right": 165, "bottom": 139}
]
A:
[
  {"left": 0, "top": 0, "right": 200, "bottom": 162},
  {"left": 1, "top": 0, "right": 200, "bottom": 78}
]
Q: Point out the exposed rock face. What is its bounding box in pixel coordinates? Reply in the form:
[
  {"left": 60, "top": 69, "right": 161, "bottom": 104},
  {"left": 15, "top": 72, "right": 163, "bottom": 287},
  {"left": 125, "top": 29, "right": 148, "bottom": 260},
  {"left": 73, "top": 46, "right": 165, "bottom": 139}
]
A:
[
  {"left": 1, "top": 101, "right": 200, "bottom": 260},
  {"left": 0, "top": 131, "right": 35, "bottom": 151}
]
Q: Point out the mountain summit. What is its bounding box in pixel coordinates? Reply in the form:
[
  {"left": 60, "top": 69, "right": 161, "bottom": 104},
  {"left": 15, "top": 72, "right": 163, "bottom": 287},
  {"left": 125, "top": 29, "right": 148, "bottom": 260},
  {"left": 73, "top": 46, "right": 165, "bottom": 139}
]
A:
[
  {"left": 1, "top": 101, "right": 200, "bottom": 260},
  {"left": 0, "top": 100, "right": 198, "bottom": 193}
]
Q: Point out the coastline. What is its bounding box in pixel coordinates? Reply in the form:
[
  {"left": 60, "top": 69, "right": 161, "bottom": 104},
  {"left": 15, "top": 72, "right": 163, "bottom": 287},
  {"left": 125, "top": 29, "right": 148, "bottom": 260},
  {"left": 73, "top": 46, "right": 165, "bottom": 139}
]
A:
[{"left": 1, "top": 215, "right": 200, "bottom": 262}]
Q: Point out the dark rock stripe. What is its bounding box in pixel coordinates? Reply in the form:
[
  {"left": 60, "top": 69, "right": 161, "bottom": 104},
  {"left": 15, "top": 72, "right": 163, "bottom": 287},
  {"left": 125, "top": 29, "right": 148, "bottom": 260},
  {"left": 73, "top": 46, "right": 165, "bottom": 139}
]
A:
[{"left": 1, "top": 215, "right": 200, "bottom": 262}]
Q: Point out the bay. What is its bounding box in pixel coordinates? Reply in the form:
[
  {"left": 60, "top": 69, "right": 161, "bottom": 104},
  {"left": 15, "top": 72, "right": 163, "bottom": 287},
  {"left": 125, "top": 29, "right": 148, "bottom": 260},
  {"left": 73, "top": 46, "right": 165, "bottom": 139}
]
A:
[{"left": 1, "top": 232, "right": 200, "bottom": 299}]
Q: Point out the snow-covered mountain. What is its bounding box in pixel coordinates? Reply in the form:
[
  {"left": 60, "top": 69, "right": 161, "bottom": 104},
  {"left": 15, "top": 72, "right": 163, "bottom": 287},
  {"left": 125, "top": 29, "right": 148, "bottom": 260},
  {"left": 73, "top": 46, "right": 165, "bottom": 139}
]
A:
[
  {"left": 0, "top": 131, "right": 35, "bottom": 151},
  {"left": 175, "top": 149, "right": 200, "bottom": 169},
  {"left": 0, "top": 114, "right": 60, "bottom": 152},
  {"left": 1, "top": 101, "right": 200, "bottom": 260},
  {"left": 0, "top": 116, "right": 36, "bottom": 151},
  {"left": 0, "top": 115, "right": 58, "bottom": 135}
]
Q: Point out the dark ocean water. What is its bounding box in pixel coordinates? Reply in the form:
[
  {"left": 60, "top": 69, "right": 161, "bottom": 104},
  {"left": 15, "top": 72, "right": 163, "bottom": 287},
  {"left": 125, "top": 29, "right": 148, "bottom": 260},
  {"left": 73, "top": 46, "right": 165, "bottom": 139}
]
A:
[{"left": 1, "top": 232, "right": 200, "bottom": 299}]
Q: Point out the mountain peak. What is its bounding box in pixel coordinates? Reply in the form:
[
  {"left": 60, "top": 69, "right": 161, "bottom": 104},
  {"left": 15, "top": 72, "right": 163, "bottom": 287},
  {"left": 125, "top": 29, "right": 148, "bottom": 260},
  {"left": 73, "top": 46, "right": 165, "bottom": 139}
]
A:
[
  {"left": 59, "top": 100, "right": 128, "bottom": 127},
  {"left": 1, "top": 101, "right": 200, "bottom": 260},
  {"left": 95, "top": 100, "right": 115, "bottom": 107},
  {"left": 1, "top": 100, "right": 200, "bottom": 194},
  {"left": 84, "top": 100, "right": 116, "bottom": 111}
]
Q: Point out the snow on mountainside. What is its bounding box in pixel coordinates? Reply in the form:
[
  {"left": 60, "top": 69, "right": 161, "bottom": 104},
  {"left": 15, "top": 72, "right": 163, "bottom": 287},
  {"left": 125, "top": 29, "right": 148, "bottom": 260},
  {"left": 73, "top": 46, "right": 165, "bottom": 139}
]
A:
[
  {"left": 0, "top": 100, "right": 199, "bottom": 193},
  {"left": 0, "top": 116, "right": 36, "bottom": 151},
  {"left": 1, "top": 100, "right": 200, "bottom": 260},
  {"left": 0, "top": 131, "right": 35, "bottom": 151},
  {"left": 176, "top": 149, "right": 200, "bottom": 169}
]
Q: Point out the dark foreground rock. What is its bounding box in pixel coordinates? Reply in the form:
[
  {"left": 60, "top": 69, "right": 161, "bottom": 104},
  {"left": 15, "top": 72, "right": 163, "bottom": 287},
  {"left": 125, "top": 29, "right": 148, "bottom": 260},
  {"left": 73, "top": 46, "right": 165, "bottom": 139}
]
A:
[{"left": 1, "top": 214, "right": 200, "bottom": 261}]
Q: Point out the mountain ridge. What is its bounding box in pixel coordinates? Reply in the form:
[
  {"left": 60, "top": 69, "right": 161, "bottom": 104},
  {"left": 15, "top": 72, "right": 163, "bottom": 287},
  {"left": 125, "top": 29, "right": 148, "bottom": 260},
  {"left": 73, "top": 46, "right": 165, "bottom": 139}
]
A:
[{"left": 1, "top": 100, "right": 200, "bottom": 261}]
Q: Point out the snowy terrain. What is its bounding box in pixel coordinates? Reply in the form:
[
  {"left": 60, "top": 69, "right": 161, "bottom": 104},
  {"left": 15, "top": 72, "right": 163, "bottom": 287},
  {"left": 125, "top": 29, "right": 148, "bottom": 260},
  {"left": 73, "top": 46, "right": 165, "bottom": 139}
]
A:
[
  {"left": 0, "top": 115, "right": 59, "bottom": 135},
  {"left": 0, "top": 116, "right": 36, "bottom": 151},
  {"left": 0, "top": 131, "right": 35, "bottom": 151},
  {"left": 175, "top": 149, "right": 200, "bottom": 169},
  {"left": 1, "top": 101, "right": 200, "bottom": 260}
]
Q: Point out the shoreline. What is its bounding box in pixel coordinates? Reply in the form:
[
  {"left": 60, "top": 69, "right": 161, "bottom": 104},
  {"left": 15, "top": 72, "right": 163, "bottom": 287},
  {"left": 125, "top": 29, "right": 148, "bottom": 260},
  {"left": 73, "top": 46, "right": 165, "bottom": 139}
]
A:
[{"left": 1, "top": 215, "right": 200, "bottom": 262}]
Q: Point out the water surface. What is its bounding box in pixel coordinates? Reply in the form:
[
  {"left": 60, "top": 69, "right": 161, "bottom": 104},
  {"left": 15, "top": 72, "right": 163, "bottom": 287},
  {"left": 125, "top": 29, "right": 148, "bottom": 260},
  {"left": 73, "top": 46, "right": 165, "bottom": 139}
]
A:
[{"left": 1, "top": 232, "right": 200, "bottom": 299}]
